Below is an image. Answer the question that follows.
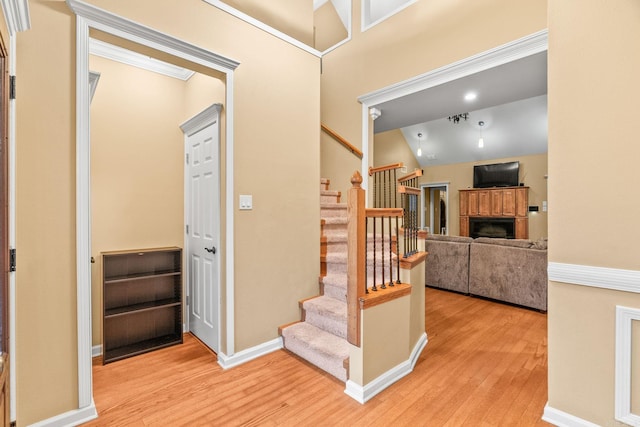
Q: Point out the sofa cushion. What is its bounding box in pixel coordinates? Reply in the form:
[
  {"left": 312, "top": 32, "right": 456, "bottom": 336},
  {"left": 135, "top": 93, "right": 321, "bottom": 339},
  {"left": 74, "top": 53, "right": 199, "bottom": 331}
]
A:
[{"left": 473, "top": 237, "right": 535, "bottom": 249}]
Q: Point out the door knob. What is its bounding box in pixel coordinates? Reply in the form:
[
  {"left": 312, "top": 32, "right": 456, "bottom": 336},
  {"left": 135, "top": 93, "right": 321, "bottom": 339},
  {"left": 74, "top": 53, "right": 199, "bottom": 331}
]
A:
[{"left": 205, "top": 246, "right": 216, "bottom": 254}]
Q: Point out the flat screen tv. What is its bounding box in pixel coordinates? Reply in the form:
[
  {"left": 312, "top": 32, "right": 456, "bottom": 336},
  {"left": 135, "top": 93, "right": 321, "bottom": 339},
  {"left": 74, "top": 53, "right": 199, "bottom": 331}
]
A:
[{"left": 473, "top": 161, "right": 520, "bottom": 188}]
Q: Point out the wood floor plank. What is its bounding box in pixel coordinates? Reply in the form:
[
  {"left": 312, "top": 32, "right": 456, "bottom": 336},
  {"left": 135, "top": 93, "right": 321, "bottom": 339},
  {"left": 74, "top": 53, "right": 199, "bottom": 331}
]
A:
[{"left": 83, "top": 288, "right": 551, "bottom": 426}]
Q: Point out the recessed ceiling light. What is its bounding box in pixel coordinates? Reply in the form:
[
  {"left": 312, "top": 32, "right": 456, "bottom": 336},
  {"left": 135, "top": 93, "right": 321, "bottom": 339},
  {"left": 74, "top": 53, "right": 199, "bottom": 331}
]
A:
[{"left": 464, "top": 92, "right": 477, "bottom": 101}]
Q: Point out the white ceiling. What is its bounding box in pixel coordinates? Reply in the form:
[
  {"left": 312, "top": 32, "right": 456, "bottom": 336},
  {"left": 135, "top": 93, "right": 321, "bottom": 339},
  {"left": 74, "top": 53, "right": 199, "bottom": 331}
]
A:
[{"left": 373, "top": 51, "right": 548, "bottom": 167}]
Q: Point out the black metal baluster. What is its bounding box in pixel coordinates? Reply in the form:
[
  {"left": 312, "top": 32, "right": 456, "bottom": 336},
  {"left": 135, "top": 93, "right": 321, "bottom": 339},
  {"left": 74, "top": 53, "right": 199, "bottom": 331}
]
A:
[
  {"left": 373, "top": 173, "right": 378, "bottom": 208},
  {"left": 388, "top": 215, "right": 393, "bottom": 286},
  {"left": 365, "top": 217, "right": 369, "bottom": 294},
  {"left": 380, "top": 214, "right": 387, "bottom": 289},
  {"left": 393, "top": 169, "right": 397, "bottom": 208},
  {"left": 395, "top": 215, "right": 401, "bottom": 284},
  {"left": 372, "top": 218, "right": 377, "bottom": 292}
]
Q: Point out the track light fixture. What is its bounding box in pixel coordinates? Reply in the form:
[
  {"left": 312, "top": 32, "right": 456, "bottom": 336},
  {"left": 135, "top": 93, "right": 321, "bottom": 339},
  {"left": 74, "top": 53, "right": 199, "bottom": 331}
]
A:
[{"left": 448, "top": 113, "right": 469, "bottom": 123}]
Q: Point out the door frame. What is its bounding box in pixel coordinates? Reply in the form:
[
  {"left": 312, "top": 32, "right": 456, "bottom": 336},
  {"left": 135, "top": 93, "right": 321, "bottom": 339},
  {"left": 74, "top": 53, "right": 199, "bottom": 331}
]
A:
[
  {"left": 420, "top": 183, "right": 449, "bottom": 234},
  {"left": 69, "top": 0, "right": 239, "bottom": 420},
  {"left": 180, "top": 103, "right": 222, "bottom": 352}
]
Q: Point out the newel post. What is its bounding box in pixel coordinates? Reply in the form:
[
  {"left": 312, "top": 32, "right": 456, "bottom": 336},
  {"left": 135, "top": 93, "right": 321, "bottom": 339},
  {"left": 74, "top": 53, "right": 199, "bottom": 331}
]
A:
[{"left": 347, "top": 171, "right": 366, "bottom": 347}]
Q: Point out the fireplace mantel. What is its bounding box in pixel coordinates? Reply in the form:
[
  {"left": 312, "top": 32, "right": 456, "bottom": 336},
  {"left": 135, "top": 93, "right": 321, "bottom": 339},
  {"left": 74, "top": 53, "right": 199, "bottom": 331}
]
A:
[{"left": 459, "top": 187, "right": 529, "bottom": 239}]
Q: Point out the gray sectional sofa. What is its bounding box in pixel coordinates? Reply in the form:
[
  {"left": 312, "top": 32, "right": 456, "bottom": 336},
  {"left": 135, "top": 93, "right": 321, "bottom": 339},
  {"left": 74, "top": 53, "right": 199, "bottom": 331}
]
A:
[{"left": 425, "top": 234, "right": 548, "bottom": 311}]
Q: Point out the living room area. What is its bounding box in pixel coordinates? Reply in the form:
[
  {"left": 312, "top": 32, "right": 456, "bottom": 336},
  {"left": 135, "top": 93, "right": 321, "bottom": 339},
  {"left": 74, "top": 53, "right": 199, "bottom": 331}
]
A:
[{"left": 372, "top": 44, "right": 548, "bottom": 312}]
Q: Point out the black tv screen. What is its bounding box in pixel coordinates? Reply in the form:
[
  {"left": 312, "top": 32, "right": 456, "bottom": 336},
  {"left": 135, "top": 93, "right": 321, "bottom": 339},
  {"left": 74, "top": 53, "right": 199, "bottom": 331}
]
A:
[{"left": 473, "top": 161, "right": 520, "bottom": 188}]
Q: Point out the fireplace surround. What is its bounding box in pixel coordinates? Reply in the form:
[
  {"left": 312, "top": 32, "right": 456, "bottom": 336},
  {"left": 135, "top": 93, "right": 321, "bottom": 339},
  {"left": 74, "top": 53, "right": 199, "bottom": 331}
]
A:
[{"left": 469, "top": 217, "right": 515, "bottom": 239}]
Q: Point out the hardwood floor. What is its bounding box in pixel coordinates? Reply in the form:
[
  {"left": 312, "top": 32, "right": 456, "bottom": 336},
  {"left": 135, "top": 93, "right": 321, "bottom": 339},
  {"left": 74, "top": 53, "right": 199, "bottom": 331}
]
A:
[{"left": 85, "top": 288, "right": 550, "bottom": 426}]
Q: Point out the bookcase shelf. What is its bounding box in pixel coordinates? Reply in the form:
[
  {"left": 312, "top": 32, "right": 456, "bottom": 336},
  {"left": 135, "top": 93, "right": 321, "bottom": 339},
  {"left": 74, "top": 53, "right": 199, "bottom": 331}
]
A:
[{"left": 102, "top": 247, "right": 183, "bottom": 364}]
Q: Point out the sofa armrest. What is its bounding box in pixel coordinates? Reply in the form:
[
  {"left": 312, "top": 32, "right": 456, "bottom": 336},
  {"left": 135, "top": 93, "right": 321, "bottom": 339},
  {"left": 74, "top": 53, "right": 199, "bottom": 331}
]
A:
[{"left": 425, "top": 238, "right": 471, "bottom": 294}]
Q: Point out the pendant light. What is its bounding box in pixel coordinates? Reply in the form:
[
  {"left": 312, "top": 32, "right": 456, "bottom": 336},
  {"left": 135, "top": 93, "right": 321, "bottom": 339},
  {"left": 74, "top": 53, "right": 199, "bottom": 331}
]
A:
[
  {"left": 478, "top": 121, "right": 485, "bottom": 148},
  {"left": 417, "top": 132, "right": 423, "bottom": 157}
]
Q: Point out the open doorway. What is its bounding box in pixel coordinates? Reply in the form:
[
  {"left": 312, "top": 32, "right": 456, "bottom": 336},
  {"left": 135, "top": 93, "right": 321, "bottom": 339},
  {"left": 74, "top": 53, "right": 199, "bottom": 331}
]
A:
[
  {"left": 88, "top": 37, "right": 225, "bottom": 359},
  {"left": 69, "top": 1, "right": 240, "bottom": 415},
  {"left": 421, "top": 183, "right": 448, "bottom": 235}
]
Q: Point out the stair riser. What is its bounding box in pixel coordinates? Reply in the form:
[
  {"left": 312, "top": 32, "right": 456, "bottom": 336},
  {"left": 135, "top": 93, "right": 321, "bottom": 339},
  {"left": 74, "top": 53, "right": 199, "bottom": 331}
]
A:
[
  {"left": 321, "top": 224, "right": 348, "bottom": 236},
  {"left": 322, "top": 283, "right": 347, "bottom": 301},
  {"left": 321, "top": 195, "right": 341, "bottom": 204},
  {"left": 320, "top": 208, "right": 348, "bottom": 218},
  {"left": 304, "top": 311, "right": 347, "bottom": 339},
  {"left": 322, "top": 241, "right": 348, "bottom": 254}
]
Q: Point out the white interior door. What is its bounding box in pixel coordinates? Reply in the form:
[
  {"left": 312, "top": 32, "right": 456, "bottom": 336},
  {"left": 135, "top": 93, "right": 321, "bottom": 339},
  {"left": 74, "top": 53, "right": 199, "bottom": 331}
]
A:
[{"left": 181, "top": 104, "right": 221, "bottom": 353}]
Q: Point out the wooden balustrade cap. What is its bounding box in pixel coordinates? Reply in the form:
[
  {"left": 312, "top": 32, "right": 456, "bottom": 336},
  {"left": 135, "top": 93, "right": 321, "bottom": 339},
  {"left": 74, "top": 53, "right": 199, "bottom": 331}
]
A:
[{"left": 351, "top": 171, "right": 363, "bottom": 186}]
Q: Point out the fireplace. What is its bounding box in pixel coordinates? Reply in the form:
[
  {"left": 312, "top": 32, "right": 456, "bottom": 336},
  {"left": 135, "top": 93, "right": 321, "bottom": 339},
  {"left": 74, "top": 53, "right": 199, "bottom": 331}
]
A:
[{"left": 469, "top": 217, "right": 515, "bottom": 239}]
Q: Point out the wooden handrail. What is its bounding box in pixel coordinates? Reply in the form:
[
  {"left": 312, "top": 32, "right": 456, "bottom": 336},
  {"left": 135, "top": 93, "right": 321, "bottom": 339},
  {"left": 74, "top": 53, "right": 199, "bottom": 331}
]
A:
[
  {"left": 368, "top": 162, "right": 403, "bottom": 176},
  {"left": 321, "top": 123, "right": 363, "bottom": 159},
  {"left": 398, "top": 169, "right": 423, "bottom": 183},
  {"left": 398, "top": 185, "right": 420, "bottom": 196},
  {"left": 365, "top": 208, "right": 403, "bottom": 218}
]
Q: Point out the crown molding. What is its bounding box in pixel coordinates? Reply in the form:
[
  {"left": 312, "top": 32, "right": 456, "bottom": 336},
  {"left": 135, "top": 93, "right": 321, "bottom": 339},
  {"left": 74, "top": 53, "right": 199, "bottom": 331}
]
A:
[
  {"left": 0, "top": 0, "right": 30, "bottom": 34},
  {"left": 89, "top": 38, "right": 195, "bottom": 81},
  {"left": 358, "top": 29, "right": 548, "bottom": 107},
  {"left": 66, "top": 0, "right": 240, "bottom": 73}
]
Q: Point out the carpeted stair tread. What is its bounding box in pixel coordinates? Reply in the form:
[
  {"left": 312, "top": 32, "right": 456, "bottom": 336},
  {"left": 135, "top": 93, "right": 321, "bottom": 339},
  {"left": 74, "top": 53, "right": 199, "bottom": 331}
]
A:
[
  {"left": 320, "top": 202, "right": 348, "bottom": 210},
  {"left": 281, "top": 322, "right": 349, "bottom": 382},
  {"left": 304, "top": 295, "right": 346, "bottom": 316},
  {"left": 322, "top": 216, "right": 348, "bottom": 225}
]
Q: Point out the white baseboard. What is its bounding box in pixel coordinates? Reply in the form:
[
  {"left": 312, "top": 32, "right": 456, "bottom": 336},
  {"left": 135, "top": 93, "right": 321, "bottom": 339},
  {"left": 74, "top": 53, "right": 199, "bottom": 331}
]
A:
[
  {"left": 91, "top": 344, "right": 102, "bottom": 358},
  {"left": 542, "top": 404, "right": 601, "bottom": 427},
  {"left": 217, "top": 337, "right": 283, "bottom": 369},
  {"left": 345, "top": 332, "right": 428, "bottom": 404},
  {"left": 28, "top": 400, "right": 98, "bottom": 427}
]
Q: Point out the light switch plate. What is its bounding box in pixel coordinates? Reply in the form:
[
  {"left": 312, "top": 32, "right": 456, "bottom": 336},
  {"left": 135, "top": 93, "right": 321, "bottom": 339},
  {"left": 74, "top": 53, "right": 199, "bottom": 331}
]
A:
[{"left": 239, "top": 194, "right": 252, "bottom": 210}]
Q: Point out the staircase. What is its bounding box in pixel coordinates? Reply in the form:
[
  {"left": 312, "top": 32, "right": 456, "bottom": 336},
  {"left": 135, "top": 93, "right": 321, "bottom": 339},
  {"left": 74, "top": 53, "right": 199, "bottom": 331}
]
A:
[{"left": 280, "top": 178, "right": 350, "bottom": 381}]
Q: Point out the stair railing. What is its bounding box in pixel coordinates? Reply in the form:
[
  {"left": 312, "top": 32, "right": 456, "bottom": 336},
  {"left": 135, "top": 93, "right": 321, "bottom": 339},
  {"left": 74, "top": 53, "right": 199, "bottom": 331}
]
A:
[
  {"left": 369, "top": 163, "right": 424, "bottom": 258},
  {"left": 347, "top": 171, "right": 403, "bottom": 346},
  {"left": 368, "top": 162, "right": 404, "bottom": 209},
  {"left": 321, "top": 123, "right": 363, "bottom": 159}
]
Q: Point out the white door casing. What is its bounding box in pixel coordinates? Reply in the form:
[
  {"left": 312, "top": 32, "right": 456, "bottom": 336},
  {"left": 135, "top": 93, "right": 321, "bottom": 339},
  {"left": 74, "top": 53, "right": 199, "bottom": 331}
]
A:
[{"left": 181, "top": 104, "right": 221, "bottom": 353}]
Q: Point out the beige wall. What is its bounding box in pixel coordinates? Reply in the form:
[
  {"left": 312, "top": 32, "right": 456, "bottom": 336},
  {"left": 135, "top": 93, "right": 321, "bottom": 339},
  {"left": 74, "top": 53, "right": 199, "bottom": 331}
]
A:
[
  {"left": 15, "top": 1, "right": 77, "bottom": 422},
  {"left": 314, "top": 1, "right": 348, "bottom": 52},
  {"left": 320, "top": 0, "right": 547, "bottom": 200},
  {"left": 547, "top": 0, "right": 640, "bottom": 425},
  {"left": 16, "top": 0, "right": 320, "bottom": 424},
  {"left": 221, "top": 0, "right": 313, "bottom": 46},
  {"left": 373, "top": 128, "right": 421, "bottom": 173}
]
